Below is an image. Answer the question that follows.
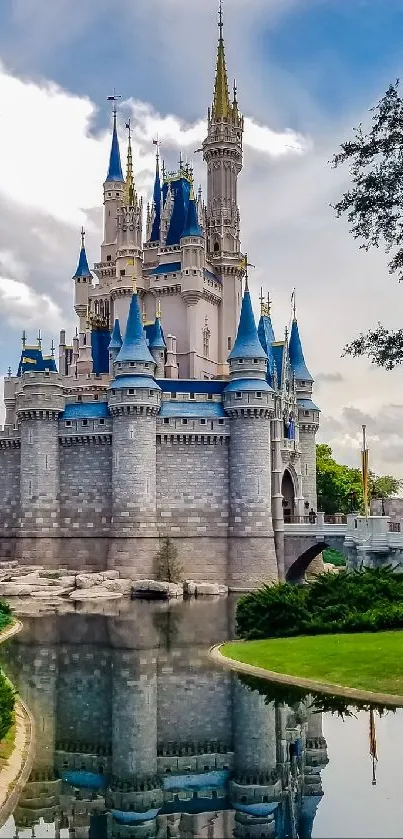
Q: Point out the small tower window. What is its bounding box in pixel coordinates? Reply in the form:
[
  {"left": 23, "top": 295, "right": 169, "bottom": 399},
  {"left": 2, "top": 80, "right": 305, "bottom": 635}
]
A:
[
  {"left": 171, "top": 392, "right": 177, "bottom": 399},
  {"left": 227, "top": 337, "right": 232, "bottom": 351},
  {"left": 207, "top": 393, "right": 213, "bottom": 401},
  {"left": 128, "top": 389, "right": 135, "bottom": 395},
  {"left": 235, "top": 392, "right": 242, "bottom": 399},
  {"left": 214, "top": 242, "right": 219, "bottom": 253},
  {"left": 82, "top": 420, "right": 88, "bottom": 427},
  {"left": 182, "top": 419, "right": 188, "bottom": 425},
  {"left": 164, "top": 418, "right": 169, "bottom": 425},
  {"left": 238, "top": 358, "right": 244, "bottom": 364},
  {"left": 200, "top": 418, "right": 206, "bottom": 425},
  {"left": 120, "top": 270, "right": 126, "bottom": 277},
  {"left": 190, "top": 393, "right": 195, "bottom": 400},
  {"left": 256, "top": 392, "right": 262, "bottom": 398},
  {"left": 203, "top": 318, "right": 211, "bottom": 359},
  {"left": 106, "top": 255, "right": 111, "bottom": 262}
]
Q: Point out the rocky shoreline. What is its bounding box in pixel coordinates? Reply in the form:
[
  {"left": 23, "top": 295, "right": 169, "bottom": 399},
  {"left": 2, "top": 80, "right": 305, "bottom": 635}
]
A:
[{"left": 0, "top": 562, "right": 228, "bottom": 604}]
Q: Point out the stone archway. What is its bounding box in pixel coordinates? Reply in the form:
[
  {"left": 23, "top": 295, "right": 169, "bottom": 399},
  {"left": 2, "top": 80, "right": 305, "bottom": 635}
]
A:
[
  {"left": 282, "top": 469, "right": 295, "bottom": 523},
  {"left": 286, "top": 541, "right": 328, "bottom": 583}
]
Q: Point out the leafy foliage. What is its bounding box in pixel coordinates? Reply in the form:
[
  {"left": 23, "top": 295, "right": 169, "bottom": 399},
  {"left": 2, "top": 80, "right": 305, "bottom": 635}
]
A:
[
  {"left": 153, "top": 537, "right": 183, "bottom": 583},
  {"left": 331, "top": 81, "right": 403, "bottom": 368},
  {"left": 323, "top": 548, "right": 346, "bottom": 567},
  {"left": 236, "top": 567, "right": 403, "bottom": 640},
  {"left": 316, "top": 443, "right": 402, "bottom": 514},
  {"left": 0, "top": 674, "right": 15, "bottom": 742}
]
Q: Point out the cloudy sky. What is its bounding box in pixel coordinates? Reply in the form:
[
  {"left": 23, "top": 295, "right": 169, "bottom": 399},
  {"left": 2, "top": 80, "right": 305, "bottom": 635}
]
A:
[{"left": 0, "top": 0, "right": 403, "bottom": 475}]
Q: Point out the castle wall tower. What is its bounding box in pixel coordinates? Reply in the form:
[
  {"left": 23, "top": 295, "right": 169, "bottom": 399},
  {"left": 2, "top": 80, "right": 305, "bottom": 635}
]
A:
[
  {"left": 73, "top": 229, "right": 93, "bottom": 333},
  {"left": 108, "top": 287, "right": 161, "bottom": 577},
  {"left": 288, "top": 307, "right": 319, "bottom": 511},
  {"left": 223, "top": 283, "right": 278, "bottom": 590},
  {"left": 100, "top": 105, "right": 125, "bottom": 267},
  {"left": 16, "top": 371, "right": 65, "bottom": 564},
  {"left": 202, "top": 4, "right": 244, "bottom": 373}
]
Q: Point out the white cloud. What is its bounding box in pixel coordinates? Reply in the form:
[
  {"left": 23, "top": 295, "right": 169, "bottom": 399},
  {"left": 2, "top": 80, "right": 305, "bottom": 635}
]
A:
[{"left": 0, "top": 276, "right": 63, "bottom": 331}]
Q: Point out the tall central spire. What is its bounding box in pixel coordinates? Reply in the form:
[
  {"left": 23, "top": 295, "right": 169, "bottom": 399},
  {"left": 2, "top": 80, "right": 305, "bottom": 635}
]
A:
[
  {"left": 124, "top": 119, "right": 136, "bottom": 206},
  {"left": 212, "top": 0, "right": 231, "bottom": 120},
  {"left": 106, "top": 96, "right": 124, "bottom": 183}
]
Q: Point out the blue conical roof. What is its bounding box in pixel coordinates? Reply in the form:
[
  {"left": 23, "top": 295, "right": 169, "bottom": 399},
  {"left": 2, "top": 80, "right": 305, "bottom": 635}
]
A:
[
  {"left": 106, "top": 114, "right": 124, "bottom": 182},
  {"left": 181, "top": 194, "right": 203, "bottom": 238},
  {"left": 149, "top": 317, "right": 166, "bottom": 350},
  {"left": 73, "top": 244, "right": 92, "bottom": 279},
  {"left": 115, "top": 293, "right": 154, "bottom": 364},
  {"left": 289, "top": 318, "right": 313, "bottom": 382},
  {"left": 150, "top": 155, "right": 161, "bottom": 242},
  {"left": 258, "top": 314, "right": 275, "bottom": 353},
  {"left": 228, "top": 288, "right": 268, "bottom": 361},
  {"left": 109, "top": 319, "right": 122, "bottom": 351}
]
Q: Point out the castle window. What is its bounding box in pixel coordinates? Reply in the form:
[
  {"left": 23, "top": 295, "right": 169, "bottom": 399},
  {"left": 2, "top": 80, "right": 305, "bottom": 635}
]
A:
[
  {"left": 218, "top": 419, "right": 224, "bottom": 425},
  {"left": 214, "top": 242, "right": 219, "bottom": 253},
  {"left": 235, "top": 392, "right": 242, "bottom": 399},
  {"left": 106, "top": 255, "right": 111, "bottom": 262},
  {"left": 77, "top": 395, "right": 82, "bottom": 402},
  {"left": 111, "top": 390, "right": 115, "bottom": 395},
  {"left": 227, "top": 337, "right": 232, "bottom": 350},
  {"left": 256, "top": 392, "right": 262, "bottom": 398},
  {"left": 253, "top": 359, "right": 258, "bottom": 364},
  {"left": 128, "top": 389, "right": 135, "bottom": 395},
  {"left": 65, "top": 421, "right": 72, "bottom": 428},
  {"left": 190, "top": 393, "right": 195, "bottom": 399},
  {"left": 94, "top": 394, "right": 99, "bottom": 401},
  {"left": 28, "top": 430, "right": 33, "bottom": 444},
  {"left": 130, "top": 362, "right": 135, "bottom": 367},
  {"left": 120, "top": 270, "right": 125, "bottom": 277},
  {"left": 171, "top": 393, "right": 177, "bottom": 399},
  {"left": 164, "top": 418, "right": 169, "bottom": 424},
  {"left": 207, "top": 393, "right": 213, "bottom": 401},
  {"left": 99, "top": 419, "right": 105, "bottom": 426},
  {"left": 115, "top": 192, "right": 119, "bottom": 197},
  {"left": 82, "top": 420, "right": 88, "bottom": 427},
  {"left": 238, "top": 358, "right": 244, "bottom": 364},
  {"left": 201, "top": 419, "right": 206, "bottom": 425},
  {"left": 304, "top": 410, "right": 309, "bottom": 416},
  {"left": 182, "top": 419, "right": 188, "bottom": 425},
  {"left": 149, "top": 390, "right": 154, "bottom": 396}
]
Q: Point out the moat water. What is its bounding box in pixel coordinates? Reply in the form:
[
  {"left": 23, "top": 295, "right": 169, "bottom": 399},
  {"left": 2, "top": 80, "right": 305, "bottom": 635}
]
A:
[{"left": 0, "top": 596, "right": 401, "bottom": 838}]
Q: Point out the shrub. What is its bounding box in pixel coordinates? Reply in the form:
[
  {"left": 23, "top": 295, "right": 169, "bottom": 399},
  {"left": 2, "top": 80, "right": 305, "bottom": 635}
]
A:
[
  {"left": 0, "top": 672, "right": 15, "bottom": 741},
  {"left": 236, "top": 567, "right": 403, "bottom": 639},
  {"left": 153, "top": 538, "right": 183, "bottom": 583}
]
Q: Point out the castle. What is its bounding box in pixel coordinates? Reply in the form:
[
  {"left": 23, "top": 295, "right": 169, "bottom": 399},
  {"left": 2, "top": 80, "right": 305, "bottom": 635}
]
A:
[{"left": 0, "top": 7, "right": 320, "bottom": 589}]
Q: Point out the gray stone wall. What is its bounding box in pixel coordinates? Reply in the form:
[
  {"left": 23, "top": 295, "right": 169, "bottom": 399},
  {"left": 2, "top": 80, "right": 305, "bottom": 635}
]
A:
[
  {"left": 0, "top": 445, "right": 20, "bottom": 537},
  {"left": 300, "top": 428, "right": 317, "bottom": 510},
  {"left": 112, "top": 414, "right": 157, "bottom": 534},
  {"left": 228, "top": 416, "right": 278, "bottom": 589},
  {"left": 232, "top": 680, "right": 277, "bottom": 777},
  {"left": 59, "top": 440, "right": 112, "bottom": 536},
  {"left": 56, "top": 646, "right": 112, "bottom": 749},
  {"left": 20, "top": 418, "right": 60, "bottom": 535},
  {"left": 111, "top": 649, "right": 158, "bottom": 779}
]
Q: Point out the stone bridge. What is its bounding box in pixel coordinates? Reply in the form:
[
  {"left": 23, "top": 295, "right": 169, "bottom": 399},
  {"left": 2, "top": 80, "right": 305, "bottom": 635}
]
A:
[{"left": 284, "top": 514, "right": 348, "bottom": 582}]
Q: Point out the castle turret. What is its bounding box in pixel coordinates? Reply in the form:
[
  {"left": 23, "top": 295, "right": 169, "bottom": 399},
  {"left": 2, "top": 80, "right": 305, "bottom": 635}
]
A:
[
  {"left": 289, "top": 299, "right": 319, "bottom": 511},
  {"left": 148, "top": 303, "right": 166, "bottom": 378},
  {"left": 180, "top": 189, "right": 206, "bottom": 377},
  {"left": 108, "top": 285, "right": 161, "bottom": 577},
  {"left": 223, "top": 280, "right": 278, "bottom": 590},
  {"left": 108, "top": 318, "right": 122, "bottom": 375},
  {"left": 115, "top": 121, "right": 143, "bottom": 290},
  {"left": 100, "top": 102, "right": 125, "bottom": 267},
  {"left": 202, "top": 2, "right": 244, "bottom": 372},
  {"left": 148, "top": 148, "right": 162, "bottom": 244},
  {"left": 16, "top": 365, "right": 65, "bottom": 564},
  {"left": 73, "top": 228, "right": 93, "bottom": 333}
]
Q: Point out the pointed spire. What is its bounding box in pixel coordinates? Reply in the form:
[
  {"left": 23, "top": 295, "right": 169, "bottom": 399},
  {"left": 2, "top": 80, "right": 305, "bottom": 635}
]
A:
[
  {"left": 212, "top": 0, "right": 231, "bottom": 120},
  {"left": 181, "top": 187, "right": 203, "bottom": 238},
  {"left": 150, "top": 146, "right": 162, "bottom": 242},
  {"left": 288, "top": 314, "right": 313, "bottom": 382},
  {"left": 123, "top": 119, "right": 136, "bottom": 206},
  {"left": 116, "top": 292, "right": 154, "bottom": 364},
  {"left": 106, "top": 101, "right": 124, "bottom": 182},
  {"left": 149, "top": 302, "right": 166, "bottom": 350},
  {"left": 228, "top": 286, "right": 267, "bottom": 361},
  {"left": 109, "top": 318, "right": 123, "bottom": 351},
  {"left": 73, "top": 228, "right": 92, "bottom": 279}
]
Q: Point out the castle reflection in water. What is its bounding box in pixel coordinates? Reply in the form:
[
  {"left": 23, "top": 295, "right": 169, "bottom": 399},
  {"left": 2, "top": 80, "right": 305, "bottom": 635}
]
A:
[{"left": 1, "top": 597, "right": 328, "bottom": 838}]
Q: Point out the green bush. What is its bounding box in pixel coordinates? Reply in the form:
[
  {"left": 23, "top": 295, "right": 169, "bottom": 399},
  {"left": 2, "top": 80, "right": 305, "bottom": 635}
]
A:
[
  {"left": 236, "top": 567, "right": 403, "bottom": 639},
  {"left": 323, "top": 548, "right": 346, "bottom": 567},
  {"left": 0, "top": 673, "right": 14, "bottom": 741}
]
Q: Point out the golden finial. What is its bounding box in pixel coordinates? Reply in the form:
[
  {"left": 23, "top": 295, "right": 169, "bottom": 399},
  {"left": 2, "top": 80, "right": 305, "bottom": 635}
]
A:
[
  {"left": 267, "top": 292, "right": 272, "bottom": 317},
  {"left": 259, "top": 287, "right": 267, "bottom": 317},
  {"left": 21, "top": 330, "right": 26, "bottom": 350},
  {"left": 156, "top": 298, "right": 161, "bottom": 319},
  {"left": 124, "top": 119, "right": 136, "bottom": 206},
  {"left": 213, "top": 0, "right": 231, "bottom": 120}
]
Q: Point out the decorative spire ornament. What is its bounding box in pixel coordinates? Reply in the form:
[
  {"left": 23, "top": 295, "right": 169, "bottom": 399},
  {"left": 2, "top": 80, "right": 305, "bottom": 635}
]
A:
[{"left": 212, "top": 0, "right": 231, "bottom": 120}]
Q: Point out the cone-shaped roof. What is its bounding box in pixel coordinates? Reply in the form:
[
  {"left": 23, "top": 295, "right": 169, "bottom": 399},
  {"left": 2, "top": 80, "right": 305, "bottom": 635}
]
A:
[
  {"left": 181, "top": 191, "right": 203, "bottom": 238},
  {"left": 106, "top": 112, "right": 124, "bottom": 182},
  {"left": 228, "top": 287, "right": 267, "bottom": 361},
  {"left": 108, "top": 319, "right": 123, "bottom": 351},
  {"left": 149, "top": 317, "right": 166, "bottom": 349},
  {"left": 115, "top": 293, "right": 154, "bottom": 364},
  {"left": 73, "top": 230, "right": 92, "bottom": 279},
  {"left": 288, "top": 318, "right": 313, "bottom": 382},
  {"left": 150, "top": 152, "right": 161, "bottom": 242}
]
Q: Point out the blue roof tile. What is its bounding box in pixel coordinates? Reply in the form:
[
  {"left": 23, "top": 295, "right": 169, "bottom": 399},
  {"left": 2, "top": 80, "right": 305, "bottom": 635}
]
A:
[
  {"left": 289, "top": 319, "right": 313, "bottom": 382},
  {"left": 109, "top": 375, "right": 161, "bottom": 391},
  {"left": 106, "top": 114, "right": 124, "bottom": 182},
  {"left": 73, "top": 245, "right": 92, "bottom": 279},
  {"left": 228, "top": 289, "right": 267, "bottom": 361},
  {"left": 62, "top": 402, "right": 110, "bottom": 420},
  {"left": 108, "top": 319, "right": 122, "bottom": 351},
  {"left": 115, "top": 293, "right": 155, "bottom": 364},
  {"left": 160, "top": 401, "right": 225, "bottom": 418},
  {"left": 157, "top": 379, "right": 225, "bottom": 395},
  {"left": 272, "top": 343, "right": 284, "bottom": 386},
  {"left": 17, "top": 347, "right": 57, "bottom": 377},
  {"left": 297, "top": 398, "right": 320, "bottom": 412},
  {"left": 151, "top": 261, "right": 181, "bottom": 276},
  {"left": 148, "top": 317, "right": 166, "bottom": 349},
  {"left": 224, "top": 378, "right": 273, "bottom": 393},
  {"left": 181, "top": 194, "right": 203, "bottom": 238},
  {"left": 166, "top": 177, "right": 191, "bottom": 246}
]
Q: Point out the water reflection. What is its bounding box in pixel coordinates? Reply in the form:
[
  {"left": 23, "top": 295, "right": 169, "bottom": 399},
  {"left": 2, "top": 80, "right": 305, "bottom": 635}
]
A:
[{"left": 0, "top": 597, "right": 396, "bottom": 838}]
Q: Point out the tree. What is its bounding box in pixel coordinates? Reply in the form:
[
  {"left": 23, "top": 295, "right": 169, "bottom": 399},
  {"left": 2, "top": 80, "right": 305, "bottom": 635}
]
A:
[
  {"left": 316, "top": 444, "right": 402, "bottom": 514},
  {"left": 331, "top": 81, "right": 403, "bottom": 368},
  {"left": 153, "top": 537, "right": 183, "bottom": 583}
]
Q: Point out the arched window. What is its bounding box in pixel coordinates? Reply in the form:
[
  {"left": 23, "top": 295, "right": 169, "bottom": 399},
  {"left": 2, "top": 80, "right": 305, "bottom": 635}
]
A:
[{"left": 203, "top": 318, "right": 211, "bottom": 359}]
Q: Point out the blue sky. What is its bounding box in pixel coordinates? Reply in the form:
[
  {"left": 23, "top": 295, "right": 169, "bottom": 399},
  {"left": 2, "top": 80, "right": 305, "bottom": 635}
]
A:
[{"left": 1, "top": 0, "right": 403, "bottom": 473}]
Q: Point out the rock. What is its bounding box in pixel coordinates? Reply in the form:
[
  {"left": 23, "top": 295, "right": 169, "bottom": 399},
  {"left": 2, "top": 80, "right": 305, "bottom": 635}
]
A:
[
  {"left": 167, "top": 583, "right": 183, "bottom": 598},
  {"left": 70, "top": 587, "right": 123, "bottom": 601},
  {"left": 58, "top": 575, "right": 77, "bottom": 588},
  {"left": 195, "top": 583, "right": 221, "bottom": 596},
  {"left": 131, "top": 580, "right": 183, "bottom": 599},
  {"left": 10, "top": 575, "right": 54, "bottom": 587},
  {"left": 29, "top": 590, "right": 69, "bottom": 600},
  {"left": 76, "top": 573, "right": 104, "bottom": 589},
  {"left": 102, "top": 570, "right": 120, "bottom": 580},
  {"left": 102, "top": 578, "right": 132, "bottom": 595},
  {"left": 0, "top": 583, "right": 36, "bottom": 597},
  {"left": 183, "top": 580, "right": 196, "bottom": 597},
  {"left": 217, "top": 585, "right": 228, "bottom": 596}
]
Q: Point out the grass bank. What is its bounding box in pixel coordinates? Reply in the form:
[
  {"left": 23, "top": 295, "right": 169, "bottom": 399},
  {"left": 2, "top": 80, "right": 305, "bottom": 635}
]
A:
[{"left": 222, "top": 631, "right": 403, "bottom": 697}]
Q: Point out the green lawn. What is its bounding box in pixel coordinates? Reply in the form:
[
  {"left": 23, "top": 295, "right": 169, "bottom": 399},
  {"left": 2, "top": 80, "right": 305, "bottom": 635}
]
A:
[{"left": 222, "top": 632, "right": 403, "bottom": 696}]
